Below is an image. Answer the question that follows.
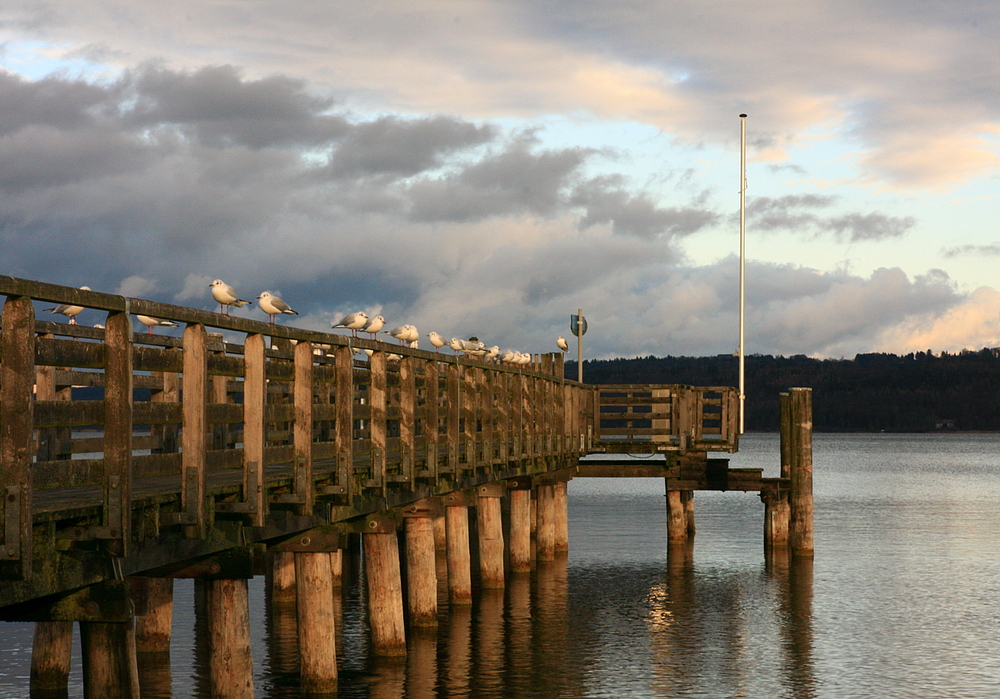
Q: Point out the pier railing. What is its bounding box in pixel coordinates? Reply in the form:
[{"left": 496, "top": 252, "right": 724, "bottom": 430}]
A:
[
  {"left": 0, "top": 275, "right": 740, "bottom": 610},
  {"left": 594, "top": 384, "right": 739, "bottom": 453}
]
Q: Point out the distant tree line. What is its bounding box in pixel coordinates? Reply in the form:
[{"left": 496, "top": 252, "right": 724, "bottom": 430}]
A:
[{"left": 567, "top": 348, "right": 1000, "bottom": 432}]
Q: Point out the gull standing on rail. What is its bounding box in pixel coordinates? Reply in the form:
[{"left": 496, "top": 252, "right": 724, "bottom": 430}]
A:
[
  {"left": 137, "top": 315, "right": 178, "bottom": 334},
  {"left": 427, "top": 331, "right": 446, "bottom": 352},
  {"left": 557, "top": 336, "right": 569, "bottom": 352},
  {"left": 210, "top": 280, "right": 252, "bottom": 316},
  {"left": 362, "top": 315, "right": 386, "bottom": 338},
  {"left": 257, "top": 291, "right": 298, "bottom": 324},
  {"left": 333, "top": 312, "right": 369, "bottom": 336},
  {"left": 44, "top": 286, "right": 90, "bottom": 324},
  {"left": 386, "top": 324, "right": 414, "bottom": 345}
]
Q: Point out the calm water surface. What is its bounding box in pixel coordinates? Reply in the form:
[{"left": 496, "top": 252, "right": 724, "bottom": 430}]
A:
[{"left": 3, "top": 433, "right": 1000, "bottom": 697}]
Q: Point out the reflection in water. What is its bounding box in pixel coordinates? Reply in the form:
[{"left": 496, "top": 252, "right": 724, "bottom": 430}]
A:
[
  {"left": 445, "top": 605, "right": 472, "bottom": 697},
  {"left": 780, "top": 554, "right": 816, "bottom": 699}
]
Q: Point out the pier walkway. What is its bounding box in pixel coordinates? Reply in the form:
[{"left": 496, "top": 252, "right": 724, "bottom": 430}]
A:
[{"left": 0, "top": 276, "right": 810, "bottom": 697}]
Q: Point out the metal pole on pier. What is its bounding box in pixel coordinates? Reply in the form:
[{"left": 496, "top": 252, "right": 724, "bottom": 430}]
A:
[{"left": 738, "top": 114, "right": 747, "bottom": 435}]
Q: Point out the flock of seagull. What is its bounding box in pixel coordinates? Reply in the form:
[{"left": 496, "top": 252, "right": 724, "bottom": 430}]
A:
[{"left": 42, "top": 280, "right": 572, "bottom": 362}]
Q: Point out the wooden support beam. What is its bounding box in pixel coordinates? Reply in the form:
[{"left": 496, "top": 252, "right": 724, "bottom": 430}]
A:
[
  {"left": 789, "top": 387, "right": 814, "bottom": 557},
  {"left": 476, "top": 486, "right": 505, "bottom": 588},
  {"left": 134, "top": 577, "right": 173, "bottom": 654},
  {"left": 0, "top": 295, "right": 34, "bottom": 576},
  {"left": 80, "top": 621, "right": 140, "bottom": 699},
  {"left": 398, "top": 355, "right": 416, "bottom": 484},
  {"left": 508, "top": 485, "right": 532, "bottom": 573},
  {"left": 103, "top": 309, "right": 134, "bottom": 554},
  {"left": 446, "top": 361, "right": 461, "bottom": 474},
  {"left": 30, "top": 621, "right": 73, "bottom": 693},
  {"left": 293, "top": 340, "right": 315, "bottom": 514},
  {"left": 404, "top": 515, "right": 438, "bottom": 626},
  {"left": 363, "top": 532, "right": 407, "bottom": 656},
  {"left": 666, "top": 488, "right": 687, "bottom": 543},
  {"left": 207, "top": 578, "right": 254, "bottom": 698},
  {"left": 334, "top": 345, "right": 354, "bottom": 497},
  {"left": 176, "top": 323, "right": 207, "bottom": 536},
  {"left": 422, "top": 360, "right": 440, "bottom": 478},
  {"left": 369, "top": 351, "right": 388, "bottom": 491},
  {"left": 445, "top": 504, "right": 473, "bottom": 605},
  {"left": 243, "top": 333, "right": 266, "bottom": 525},
  {"left": 554, "top": 481, "right": 569, "bottom": 553},
  {"left": 295, "top": 552, "right": 338, "bottom": 692}
]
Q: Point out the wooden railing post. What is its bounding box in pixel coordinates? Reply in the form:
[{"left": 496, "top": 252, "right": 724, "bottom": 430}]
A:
[
  {"left": 293, "top": 340, "right": 315, "bottom": 514},
  {"left": 461, "top": 365, "right": 476, "bottom": 471},
  {"left": 398, "top": 355, "right": 416, "bottom": 484},
  {"left": 446, "top": 361, "right": 460, "bottom": 474},
  {"left": 103, "top": 309, "right": 133, "bottom": 553},
  {"left": 1, "top": 295, "right": 34, "bottom": 576},
  {"left": 180, "top": 323, "right": 206, "bottom": 537},
  {"left": 334, "top": 345, "right": 354, "bottom": 496},
  {"left": 244, "top": 333, "right": 266, "bottom": 526},
  {"left": 789, "top": 387, "right": 814, "bottom": 557},
  {"left": 423, "top": 360, "right": 440, "bottom": 478},
  {"left": 369, "top": 351, "right": 387, "bottom": 491}
]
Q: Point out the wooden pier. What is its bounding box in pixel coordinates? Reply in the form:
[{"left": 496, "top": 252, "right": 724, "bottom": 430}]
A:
[{"left": 0, "top": 275, "right": 812, "bottom": 697}]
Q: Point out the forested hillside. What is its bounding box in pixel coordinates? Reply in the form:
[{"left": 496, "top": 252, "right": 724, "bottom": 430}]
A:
[{"left": 567, "top": 348, "right": 1000, "bottom": 432}]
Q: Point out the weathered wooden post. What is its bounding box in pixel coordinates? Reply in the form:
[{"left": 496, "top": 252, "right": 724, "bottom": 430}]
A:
[
  {"left": 363, "top": 524, "right": 407, "bottom": 656},
  {"left": 444, "top": 492, "right": 473, "bottom": 605},
  {"left": 507, "top": 478, "right": 533, "bottom": 573},
  {"left": 207, "top": 578, "right": 254, "bottom": 698},
  {"left": 683, "top": 491, "right": 696, "bottom": 538},
  {"left": 80, "top": 621, "right": 140, "bottom": 699},
  {"left": 535, "top": 484, "right": 556, "bottom": 561},
  {"left": 404, "top": 500, "right": 439, "bottom": 627},
  {"left": 134, "top": 577, "right": 174, "bottom": 653},
  {"left": 665, "top": 487, "right": 687, "bottom": 544},
  {"left": 271, "top": 551, "right": 297, "bottom": 604},
  {"left": 789, "top": 387, "right": 815, "bottom": 556},
  {"left": 295, "top": 552, "right": 338, "bottom": 692},
  {"left": 30, "top": 620, "right": 73, "bottom": 693},
  {"left": 476, "top": 483, "right": 506, "bottom": 588},
  {"left": 554, "top": 480, "right": 569, "bottom": 553}
]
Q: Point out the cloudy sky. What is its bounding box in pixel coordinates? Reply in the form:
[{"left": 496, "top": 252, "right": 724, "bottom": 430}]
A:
[{"left": 3, "top": 1, "right": 1000, "bottom": 359}]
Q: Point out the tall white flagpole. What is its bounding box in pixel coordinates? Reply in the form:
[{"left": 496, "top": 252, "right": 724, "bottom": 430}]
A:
[{"left": 739, "top": 114, "right": 747, "bottom": 435}]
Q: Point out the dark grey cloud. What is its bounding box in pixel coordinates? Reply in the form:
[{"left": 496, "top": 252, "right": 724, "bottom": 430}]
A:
[
  {"left": 746, "top": 194, "right": 916, "bottom": 242},
  {"left": 328, "top": 115, "right": 494, "bottom": 179},
  {"left": 121, "top": 64, "right": 350, "bottom": 148},
  {"left": 572, "top": 176, "right": 718, "bottom": 239}
]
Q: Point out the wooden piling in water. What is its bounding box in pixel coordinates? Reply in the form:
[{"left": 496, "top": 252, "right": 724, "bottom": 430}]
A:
[
  {"left": 295, "top": 552, "right": 338, "bottom": 692},
  {"left": 476, "top": 484, "right": 506, "bottom": 588},
  {"left": 30, "top": 621, "right": 73, "bottom": 693},
  {"left": 445, "top": 504, "right": 473, "bottom": 604},
  {"left": 135, "top": 577, "right": 173, "bottom": 653},
  {"left": 404, "top": 515, "right": 439, "bottom": 626},
  {"left": 508, "top": 483, "right": 533, "bottom": 573},
  {"left": 272, "top": 551, "right": 296, "bottom": 603},
  {"left": 207, "top": 578, "right": 254, "bottom": 699},
  {"left": 789, "top": 387, "right": 815, "bottom": 557},
  {"left": 666, "top": 488, "right": 687, "bottom": 543},
  {"left": 80, "top": 621, "right": 140, "bottom": 699},
  {"left": 363, "top": 532, "right": 407, "bottom": 656},
  {"left": 554, "top": 481, "right": 569, "bottom": 553}
]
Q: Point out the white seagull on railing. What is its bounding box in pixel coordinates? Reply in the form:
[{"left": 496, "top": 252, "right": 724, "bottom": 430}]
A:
[
  {"left": 44, "top": 286, "right": 90, "bottom": 325},
  {"left": 257, "top": 291, "right": 298, "bottom": 324},
  {"left": 333, "top": 312, "right": 369, "bottom": 337},
  {"left": 210, "top": 280, "right": 252, "bottom": 316},
  {"left": 136, "top": 315, "right": 178, "bottom": 334}
]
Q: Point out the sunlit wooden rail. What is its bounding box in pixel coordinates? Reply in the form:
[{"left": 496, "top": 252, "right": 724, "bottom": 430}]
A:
[{"left": 0, "top": 275, "right": 802, "bottom": 698}]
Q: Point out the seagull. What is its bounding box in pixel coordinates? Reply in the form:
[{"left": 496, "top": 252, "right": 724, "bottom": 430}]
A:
[
  {"left": 362, "top": 315, "right": 386, "bottom": 338},
  {"left": 557, "top": 336, "right": 569, "bottom": 352},
  {"left": 386, "top": 324, "right": 414, "bottom": 345},
  {"left": 44, "top": 286, "right": 90, "bottom": 324},
  {"left": 209, "top": 280, "right": 252, "bottom": 316},
  {"left": 136, "top": 315, "right": 178, "bottom": 334},
  {"left": 333, "top": 312, "right": 369, "bottom": 336},
  {"left": 500, "top": 349, "right": 516, "bottom": 364},
  {"left": 485, "top": 345, "right": 500, "bottom": 362},
  {"left": 257, "top": 291, "right": 298, "bottom": 324},
  {"left": 448, "top": 337, "right": 465, "bottom": 354},
  {"left": 427, "top": 331, "right": 446, "bottom": 352},
  {"left": 405, "top": 325, "right": 420, "bottom": 345}
]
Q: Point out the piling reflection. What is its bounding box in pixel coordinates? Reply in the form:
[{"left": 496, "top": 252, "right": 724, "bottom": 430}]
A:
[
  {"left": 779, "top": 554, "right": 816, "bottom": 698},
  {"left": 404, "top": 628, "right": 438, "bottom": 699},
  {"left": 475, "top": 588, "right": 506, "bottom": 697},
  {"left": 444, "top": 605, "right": 472, "bottom": 697}
]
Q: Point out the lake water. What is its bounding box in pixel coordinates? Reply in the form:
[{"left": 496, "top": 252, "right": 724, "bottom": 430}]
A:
[{"left": 3, "top": 432, "right": 1000, "bottom": 697}]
